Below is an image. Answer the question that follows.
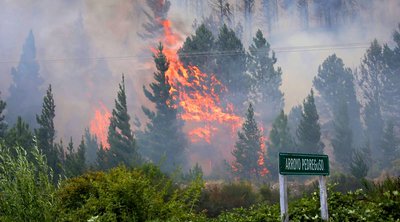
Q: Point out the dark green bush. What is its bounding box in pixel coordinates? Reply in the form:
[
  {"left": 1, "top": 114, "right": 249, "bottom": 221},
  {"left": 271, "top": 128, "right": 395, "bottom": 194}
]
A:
[
  {"left": 259, "top": 184, "right": 279, "bottom": 204},
  {"left": 197, "top": 182, "right": 258, "bottom": 217}
]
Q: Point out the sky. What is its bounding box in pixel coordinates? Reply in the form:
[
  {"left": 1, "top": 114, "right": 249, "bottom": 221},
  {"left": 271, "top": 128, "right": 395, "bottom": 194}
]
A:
[{"left": 0, "top": 0, "right": 400, "bottom": 142}]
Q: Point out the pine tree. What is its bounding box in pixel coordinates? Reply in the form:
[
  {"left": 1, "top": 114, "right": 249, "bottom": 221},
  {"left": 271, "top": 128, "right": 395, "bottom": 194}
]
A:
[
  {"left": 96, "top": 143, "right": 108, "bottom": 171},
  {"left": 215, "top": 24, "right": 249, "bottom": 110},
  {"left": 296, "top": 90, "right": 324, "bottom": 154},
  {"left": 65, "top": 137, "right": 75, "bottom": 178},
  {"left": 268, "top": 110, "right": 294, "bottom": 179},
  {"left": 232, "top": 103, "right": 267, "bottom": 181},
  {"left": 331, "top": 102, "right": 353, "bottom": 169},
  {"left": 5, "top": 117, "right": 34, "bottom": 159},
  {"left": 247, "top": 30, "right": 284, "bottom": 125},
  {"left": 381, "top": 121, "right": 399, "bottom": 168},
  {"left": 358, "top": 40, "right": 387, "bottom": 156},
  {"left": 178, "top": 24, "right": 215, "bottom": 74},
  {"left": 350, "top": 147, "right": 369, "bottom": 179},
  {"left": 141, "top": 44, "right": 187, "bottom": 173},
  {"left": 84, "top": 128, "right": 99, "bottom": 166},
  {"left": 6, "top": 31, "right": 44, "bottom": 128},
  {"left": 313, "top": 54, "right": 362, "bottom": 145},
  {"left": 288, "top": 105, "right": 302, "bottom": 144},
  {"left": 0, "top": 92, "right": 7, "bottom": 139},
  {"left": 65, "top": 137, "right": 86, "bottom": 178},
  {"left": 107, "top": 75, "right": 139, "bottom": 168},
  {"left": 36, "top": 85, "right": 62, "bottom": 181}
]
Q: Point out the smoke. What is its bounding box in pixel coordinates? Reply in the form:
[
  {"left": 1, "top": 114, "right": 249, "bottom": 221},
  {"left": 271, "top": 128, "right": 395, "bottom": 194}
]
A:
[{"left": 0, "top": 0, "right": 399, "bottom": 160}]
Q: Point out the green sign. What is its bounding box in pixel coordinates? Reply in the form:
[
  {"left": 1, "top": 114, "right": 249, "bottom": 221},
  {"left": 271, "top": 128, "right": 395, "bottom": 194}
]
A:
[{"left": 279, "top": 152, "right": 329, "bottom": 175}]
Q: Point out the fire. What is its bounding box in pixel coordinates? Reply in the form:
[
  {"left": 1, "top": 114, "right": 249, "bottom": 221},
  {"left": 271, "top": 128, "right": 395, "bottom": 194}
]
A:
[
  {"left": 158, "top": 19, "right": 242, "bottom": 144},
  {"left": 258, "top": 127, "right": 269, "bottom": 176},
  {"left": 89, "top": 102, "right": 111, "bottom": 149}
]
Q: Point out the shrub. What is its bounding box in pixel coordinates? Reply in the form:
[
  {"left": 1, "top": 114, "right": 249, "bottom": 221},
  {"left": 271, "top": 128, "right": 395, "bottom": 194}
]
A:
[
  {"left": 197, "top": 182, "right": 258, "bottom": 217},
  {"left": 55, "top": 164, "right": 204, "bottom": 221},
  {"left": 0, "top": 142, "right": 56, "bottom": 222}
]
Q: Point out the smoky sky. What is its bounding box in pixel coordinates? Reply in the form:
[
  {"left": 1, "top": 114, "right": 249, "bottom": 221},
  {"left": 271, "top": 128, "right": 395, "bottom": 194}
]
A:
[{"left": 0, "top": 0, "right": 399, "bottom": 143}]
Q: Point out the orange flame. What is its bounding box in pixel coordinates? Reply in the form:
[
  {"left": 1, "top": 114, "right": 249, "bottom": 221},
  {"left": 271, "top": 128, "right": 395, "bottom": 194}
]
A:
[
  {"left": 258, "top": 127, "right": 269, "bottom": 176},
  {"left": 89, "top": 102, "right": 111, "bottom": 149},
  {"left": 158, "top": 20, "right": 242, "bottom": 144}
]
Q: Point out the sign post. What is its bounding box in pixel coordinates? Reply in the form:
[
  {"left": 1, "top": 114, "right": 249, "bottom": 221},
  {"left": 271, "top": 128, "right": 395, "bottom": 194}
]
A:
[{"left": 278, "top": 152, "right": 330, "bottom": 221}]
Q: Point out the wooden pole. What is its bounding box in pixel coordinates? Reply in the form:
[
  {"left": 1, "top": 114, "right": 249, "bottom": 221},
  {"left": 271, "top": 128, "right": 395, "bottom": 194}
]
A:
[
  {"left": 279, "top": 174, "right": 288, "bottom": 222},
  {"left": 319, "top": 176, "right": 329, "bottom": 221}
]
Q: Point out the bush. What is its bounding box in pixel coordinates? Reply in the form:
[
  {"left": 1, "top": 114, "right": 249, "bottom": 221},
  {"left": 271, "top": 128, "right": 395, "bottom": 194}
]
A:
[
  {"left": 0, "top": 143, "right": 56, "bottom": 222},
  {"left": 259, "top": 184, "right": 279, "bottom": 204},
  {"left": 55, "top": 164, "right": 204, "bottom": 221},
  {"left": 197, "top": 182, "right": 258, "bottom": 217}
]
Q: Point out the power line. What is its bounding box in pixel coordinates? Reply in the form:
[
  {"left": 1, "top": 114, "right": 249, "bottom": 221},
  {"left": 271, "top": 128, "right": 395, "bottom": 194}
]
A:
[{"left": 0, "top": 42, "right": 370, "bottom": 64}]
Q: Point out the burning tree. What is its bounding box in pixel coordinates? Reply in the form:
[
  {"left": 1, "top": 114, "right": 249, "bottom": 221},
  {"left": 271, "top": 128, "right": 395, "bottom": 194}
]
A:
[
  {"left": 140, "top": 43, "right": 187, "bottom": 173},
  {"left": 231, "top": 103, "right": 268, "bottom": 181}
]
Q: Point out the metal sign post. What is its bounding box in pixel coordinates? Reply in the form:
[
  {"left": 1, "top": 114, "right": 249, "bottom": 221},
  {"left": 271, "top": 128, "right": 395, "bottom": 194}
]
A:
[{"left": 278, "top": 152, "right": 330, "bottom": 222}]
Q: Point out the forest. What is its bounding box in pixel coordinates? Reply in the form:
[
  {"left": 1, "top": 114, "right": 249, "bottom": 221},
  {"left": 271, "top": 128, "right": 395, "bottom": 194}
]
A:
[{"left": 0, "top": 0, "right": 399, "bottom": 221}]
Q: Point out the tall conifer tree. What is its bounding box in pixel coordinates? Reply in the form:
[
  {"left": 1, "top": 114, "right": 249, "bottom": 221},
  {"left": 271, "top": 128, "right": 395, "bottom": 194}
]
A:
[
  {"left": 178, "top": 24, "right": 215, "bottom": 74},
  {"left": 215, "top": 24, "right": 249, "bottom": 110},
  {"left": 232, "top": 103, "right": 267, "bottom": 181},
  {"left": 331, "top": 102, "right": 353, "bottom": 169},
  {"left": 65, "top": 137, "right": 86, "bottom": 178},
  {"left": 84, "top": 128, "right": 98, "bottom": 166},
  {"left": 5, "top": 117, "right": 34, "bottom": 160},
  {"left": 268, "top": 110, "right": 293, "bottom": 179},
  {"left": 313, "top": 54, "right": 362, "bottom": 145},
  {"left": 107, "top": 75, "right": 139, "bottom": 168},
  {"left": 7, "top": 31, "right": 44, "bottom": 127},
  {"left": 247, "top": 29, "right": 284, "bottom": 125},
  {"left": 296, "top": 90, "right": 324, "bottom": 154},
  {"left": 36, "top": 85, "right": 62, "bottom": 182},
  {"left": 141, "top": 44, "right": 187, "bottom": 173}
]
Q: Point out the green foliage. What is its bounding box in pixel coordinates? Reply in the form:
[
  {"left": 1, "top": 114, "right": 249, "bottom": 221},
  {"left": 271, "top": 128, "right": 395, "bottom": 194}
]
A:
[
  {"left": 332, "top": 102, "right": 353, "bottom": 169},
  {"left": 296, "top": 89, "right": 324, "bottom": 154},
  {"left": 215, "top": 24, "right": 249, "bottom": 109},
  {"left": 232, "top": 104, "right": 267, "bottom": 181},
  {"left": 84, "top": 128, "right": 98, "bottom": 166},
  {"left": 107, "top": 75, "right": 140, "bottom": 168},
  {"left": 178, "top": 24, "right": 215, "bottom": 74},
  {"left": 141, "top": 43, "right": 187, "bottom": 173},
  {"left": 313, "top": 54, "right": 362, "bottom": 145},
  {"left": 268, "top": 110, "right": 294, "bottom": 179},
  {"left": 0, "top": 142, "right": 56, "bottom": 222},
  {"left": 6, "top": 30, "right": 44, "bottom": 128},
  {"left": 329, "top": 173, "right": 365, "bottom": 193},
  {"left": 259, "top": 184, "right": 280, "bottom": 204},
  {"left": 65, "top": 137, "right": 86, "bottom": 178},
  {"left": 350, "top": 146, "right": 370, "bottom": 179},
  {"left": 55, "top": 165, "right": 204, "bottom": 221},
  {"left": 381, "top": 120, "right": 399, "bottom": 168},
  {"left": 4, "top": 116, "right": 34, "bottom": 160},
  {"left": 247, "top": 29, "right": 284, "bottom": 125},
  {"left": 214, "top": 203, "right": 280, "bottom": 222},
  {"left": 183, "top": 163, "right": 204, "bottom": 182},
  {"left": 198, "top": 182, "right": 258, "bottom": 218},
  {"left": 36, "top": 84, "right": 63, "bottom": 183},
  {"left": 0, "top": 91, "right": 6, "bottom": 138}
]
